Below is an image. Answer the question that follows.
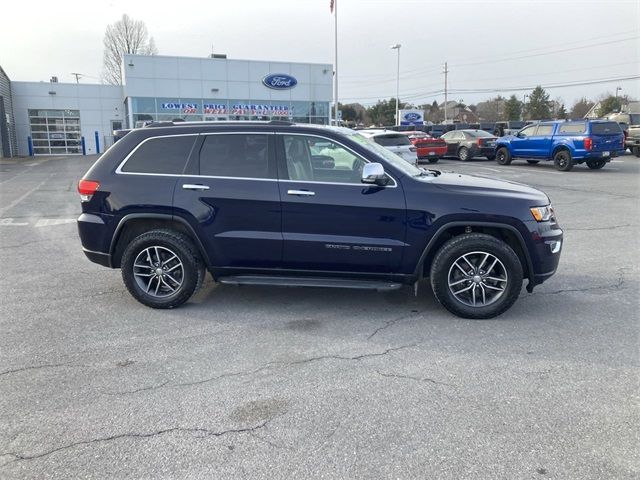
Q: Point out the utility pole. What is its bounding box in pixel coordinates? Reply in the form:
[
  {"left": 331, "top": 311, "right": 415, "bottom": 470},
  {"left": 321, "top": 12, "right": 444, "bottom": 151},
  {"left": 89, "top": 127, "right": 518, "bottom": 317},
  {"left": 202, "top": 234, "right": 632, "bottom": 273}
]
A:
[
  {"left": 71, "top": 73, "right": 82, "bottom": 83},
  {"left": 443, "top": 62, "right": 449, "bottom": 123},
  {"left": 391, "top": 44, "right": 401, "bottom": 126},
  {"left": 333, "top": 0, "right": 339, "bottom": 126}
]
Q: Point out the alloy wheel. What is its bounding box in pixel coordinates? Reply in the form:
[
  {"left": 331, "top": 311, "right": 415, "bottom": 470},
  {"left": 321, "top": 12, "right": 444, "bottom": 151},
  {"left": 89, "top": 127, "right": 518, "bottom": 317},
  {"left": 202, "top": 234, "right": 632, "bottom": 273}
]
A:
[
  {"left": 132, "top": 246, "right": 184, "bottom": 297},
  {"left": 447, "top": 251, "right": 508, "bottom": 307}
]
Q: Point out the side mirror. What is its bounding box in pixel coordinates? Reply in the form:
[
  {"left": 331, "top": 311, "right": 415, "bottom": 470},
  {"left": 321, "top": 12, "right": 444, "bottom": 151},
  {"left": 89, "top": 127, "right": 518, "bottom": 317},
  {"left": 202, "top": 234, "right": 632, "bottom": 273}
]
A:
[
  {"left": 516, "top": 132, "right": 523, "bottom": 138},
  {"left": 362, "top": 163, "right": 387, "bottom": 185}
]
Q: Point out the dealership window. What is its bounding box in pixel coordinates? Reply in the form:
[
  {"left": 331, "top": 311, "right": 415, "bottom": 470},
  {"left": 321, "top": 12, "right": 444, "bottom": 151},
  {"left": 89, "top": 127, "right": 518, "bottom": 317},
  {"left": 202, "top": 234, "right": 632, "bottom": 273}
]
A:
[
  {"left": 121, "top": 135, "right": 196, "bottom": 174},
  {"left": 28, "top": 109, "right": 81, "bottom": 155},
  {"left": 199, "top": 134, "right": 272, "bottom": 178}
]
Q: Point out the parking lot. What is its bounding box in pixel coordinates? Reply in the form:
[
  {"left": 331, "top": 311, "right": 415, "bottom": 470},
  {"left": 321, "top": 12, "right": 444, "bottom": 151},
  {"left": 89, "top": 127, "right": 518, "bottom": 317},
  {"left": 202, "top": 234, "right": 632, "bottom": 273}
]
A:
[{"left": 0, "top": 153, "right": 638, "bottom": 478}]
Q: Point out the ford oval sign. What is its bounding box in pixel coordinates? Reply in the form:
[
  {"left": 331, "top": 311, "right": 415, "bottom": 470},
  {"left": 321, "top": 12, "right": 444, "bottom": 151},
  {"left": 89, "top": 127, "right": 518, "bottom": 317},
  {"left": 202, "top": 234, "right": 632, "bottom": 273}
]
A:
[
  {"left": 262, "top": 74, "right": 297, "bottom": 90},
  {"left": 403, "top": 112, "right": 421, "bottom": 122}
]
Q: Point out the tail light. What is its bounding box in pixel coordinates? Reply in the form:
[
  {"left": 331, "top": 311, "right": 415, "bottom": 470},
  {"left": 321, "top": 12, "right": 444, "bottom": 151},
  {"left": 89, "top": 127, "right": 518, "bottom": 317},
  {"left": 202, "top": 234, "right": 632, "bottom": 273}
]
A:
[
  {"left": 477, "top": 138, "right": 483, "bottom": 146},
  {"left": 583, "top": 137, "right": 592, "bottom": 151},
  {"left": 78, "top": 179, "right": 100, "bottom": 202}
]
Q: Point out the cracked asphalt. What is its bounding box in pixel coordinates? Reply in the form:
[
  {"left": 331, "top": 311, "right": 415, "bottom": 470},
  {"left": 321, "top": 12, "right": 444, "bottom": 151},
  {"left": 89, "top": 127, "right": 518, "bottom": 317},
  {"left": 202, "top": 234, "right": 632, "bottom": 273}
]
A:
[{"left": 0, "top": 153, "right": 638, "bottom": 479}]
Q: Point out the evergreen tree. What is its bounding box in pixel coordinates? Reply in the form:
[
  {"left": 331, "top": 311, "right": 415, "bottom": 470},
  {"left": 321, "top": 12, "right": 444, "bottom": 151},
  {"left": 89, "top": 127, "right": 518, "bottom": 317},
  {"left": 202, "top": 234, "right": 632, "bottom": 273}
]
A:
[{"left": 525, "top": 86, "right": 551, "bottom": 120}]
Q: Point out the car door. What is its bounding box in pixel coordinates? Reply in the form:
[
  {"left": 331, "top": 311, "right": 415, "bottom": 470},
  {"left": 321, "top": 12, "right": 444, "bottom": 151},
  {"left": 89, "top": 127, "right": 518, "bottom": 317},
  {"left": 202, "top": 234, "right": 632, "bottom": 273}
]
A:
[
  {"left": 527, "top": 124, "right": 554, "bottom": 158},
  {"left": 510, "top": 124, "right": 538, "bottom": 157},
  {"left": 172, "top": 131, "right": 283, "bottom": 269},
  {"left": 276, "top": 133, "right": 407, "bottom": 273},
  {"left": 441, "top": 131, "right": 459, "bottom": 155}
]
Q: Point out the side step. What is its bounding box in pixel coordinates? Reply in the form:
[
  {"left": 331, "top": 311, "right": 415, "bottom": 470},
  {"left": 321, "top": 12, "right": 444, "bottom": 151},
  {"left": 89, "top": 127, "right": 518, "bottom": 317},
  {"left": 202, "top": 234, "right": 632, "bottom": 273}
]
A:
[{"left": 218, "top": 275, "right": 403, "bottom": 292}]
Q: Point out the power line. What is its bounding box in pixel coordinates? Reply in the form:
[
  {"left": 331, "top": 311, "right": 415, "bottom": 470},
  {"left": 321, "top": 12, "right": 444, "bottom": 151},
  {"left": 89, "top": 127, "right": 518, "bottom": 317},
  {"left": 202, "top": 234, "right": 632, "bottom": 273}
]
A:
[{"left": 450, "top": 37, "right": 639, "bottom": 68}]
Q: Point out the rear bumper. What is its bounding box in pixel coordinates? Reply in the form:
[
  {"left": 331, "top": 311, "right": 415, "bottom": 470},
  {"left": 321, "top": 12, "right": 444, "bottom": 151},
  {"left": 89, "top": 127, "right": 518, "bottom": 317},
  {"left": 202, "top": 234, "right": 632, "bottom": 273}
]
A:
[
  {"left": 417, "top": 146, "right": 447, "bottom": 158},
  {"left": 77, "top": 213, "right": 115, "bottom": 268}
]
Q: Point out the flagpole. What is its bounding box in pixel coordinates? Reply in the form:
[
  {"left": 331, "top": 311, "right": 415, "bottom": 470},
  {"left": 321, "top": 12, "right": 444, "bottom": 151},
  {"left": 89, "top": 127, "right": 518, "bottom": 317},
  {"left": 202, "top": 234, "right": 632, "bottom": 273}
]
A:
[{"left": 333, "top": 0, "right": 338, "bottom": 126}]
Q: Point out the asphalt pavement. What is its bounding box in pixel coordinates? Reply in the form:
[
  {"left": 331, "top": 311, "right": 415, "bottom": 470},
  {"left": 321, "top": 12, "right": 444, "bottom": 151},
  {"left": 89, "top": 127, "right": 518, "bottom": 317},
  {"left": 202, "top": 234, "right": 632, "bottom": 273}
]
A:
[{"left": 0, "top": 153, "right": 638, "bottom": 479}]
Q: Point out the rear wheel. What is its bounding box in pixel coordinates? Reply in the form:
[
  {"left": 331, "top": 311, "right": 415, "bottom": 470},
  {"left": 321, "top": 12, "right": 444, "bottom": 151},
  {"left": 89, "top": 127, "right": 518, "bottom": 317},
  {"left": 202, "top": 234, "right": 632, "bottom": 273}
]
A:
[
  {"left": 430, "top": 233, "right": 523, "bottom": 319},
  {"left": 586, "top": 159, "right": 607, "bottom": 170},
  {"left": 495, "top": 147, "right": 512, "bottom": 165},
  {"left": 428, "top": 157, "right": 439, "bottom": 164},
  {"left": 526, "top": 160, "right": 540, "bottom": 164},
  {"left": 458, "top": 147, "right": 470, "bottom": 161},
  {"left": 553, "top": 149, "right": 573, "bottom": 171},
  {"left": 633, "top": 146, "right": 640, "bottom": 157},
  {"left": 121, "top": 229, "right": 205, "bottom": 309},
  {"left": 486, "top": 155, "right": 495, "bottom": 161}
]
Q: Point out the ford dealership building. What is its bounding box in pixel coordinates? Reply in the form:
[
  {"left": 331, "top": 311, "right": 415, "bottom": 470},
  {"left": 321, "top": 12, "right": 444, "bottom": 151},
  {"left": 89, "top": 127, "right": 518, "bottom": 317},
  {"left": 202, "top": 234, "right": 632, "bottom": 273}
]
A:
[{"left": 1, "top": 54, "right": 333, "bottom": 156}]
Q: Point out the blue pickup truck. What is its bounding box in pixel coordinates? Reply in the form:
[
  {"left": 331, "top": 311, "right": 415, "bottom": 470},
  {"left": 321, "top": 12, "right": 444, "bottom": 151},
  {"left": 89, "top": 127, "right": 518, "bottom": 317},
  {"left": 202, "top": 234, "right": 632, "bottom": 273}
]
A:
[{"left": 494, "top": 120, "right": 625, "bottom": 171}]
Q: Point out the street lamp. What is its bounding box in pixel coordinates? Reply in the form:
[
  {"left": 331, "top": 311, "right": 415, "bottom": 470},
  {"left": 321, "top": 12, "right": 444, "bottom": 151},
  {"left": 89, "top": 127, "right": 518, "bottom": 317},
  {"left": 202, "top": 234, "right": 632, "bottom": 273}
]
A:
[
  {"left": 391, "top": 44, "right": 401, "bottom": 126},
  {"left": 522, "top": 94, "right": 529, "bottom": 120},
  {"left": 616, "top": 86, "right": 622, "bottom": 98}
]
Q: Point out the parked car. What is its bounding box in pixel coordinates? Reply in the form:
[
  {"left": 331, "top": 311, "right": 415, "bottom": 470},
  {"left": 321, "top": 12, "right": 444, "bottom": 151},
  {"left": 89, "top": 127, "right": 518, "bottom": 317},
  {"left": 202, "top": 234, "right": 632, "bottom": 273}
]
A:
[
  {"left": 403, "top": 131, "right": 447, "bottom": 163},
  {"left": 606, "top": 112, "right": 640, "bottom": 155},
  {"left": 357, "top": 129, "right": 418, "bottom": 164},
  {"left": 77, "top": 121, "right": 563, "bottom": 319},
  {"left": 494, "top": 120, "right": 625, "bottom": 171},
  {"left": 441, "top": 129, "right": 498, "bottom": 161},
  {"left": 495, "top": 121, "right": 529, "bottom": 136}
]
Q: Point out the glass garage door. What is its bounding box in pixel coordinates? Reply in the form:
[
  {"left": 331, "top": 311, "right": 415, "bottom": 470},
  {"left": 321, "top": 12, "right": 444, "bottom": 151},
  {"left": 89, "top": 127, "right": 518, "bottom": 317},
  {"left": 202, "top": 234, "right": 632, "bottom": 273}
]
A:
[{"left": 29, "top": 109, "right": 81, "bottom": 155}]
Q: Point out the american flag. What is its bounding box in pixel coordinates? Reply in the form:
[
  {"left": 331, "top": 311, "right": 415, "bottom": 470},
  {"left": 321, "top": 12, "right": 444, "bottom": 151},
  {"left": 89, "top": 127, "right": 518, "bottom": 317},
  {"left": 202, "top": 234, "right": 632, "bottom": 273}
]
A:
[{"left": 330, "top": 0, "right": 334, "bottom": 13}]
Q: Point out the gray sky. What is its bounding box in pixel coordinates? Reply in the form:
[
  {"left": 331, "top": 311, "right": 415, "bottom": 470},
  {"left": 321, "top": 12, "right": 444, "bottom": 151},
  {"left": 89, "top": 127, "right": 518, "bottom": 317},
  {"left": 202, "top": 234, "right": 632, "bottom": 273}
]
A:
[{"left": 2, "top": 0, "right": 638, "bottom": 108}]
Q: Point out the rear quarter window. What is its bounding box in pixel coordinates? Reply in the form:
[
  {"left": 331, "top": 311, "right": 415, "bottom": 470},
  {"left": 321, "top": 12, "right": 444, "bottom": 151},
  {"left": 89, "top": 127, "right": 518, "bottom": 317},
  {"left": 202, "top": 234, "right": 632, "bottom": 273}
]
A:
[
  {"left": 374, "top": 134, "right": 411, "bottom": 147},
  {"left": 591, "top": 122, "right": 622, "bottom": 135},
  {"left": 557, "top": 123, "right": 586, "bottom": 135},
  {"left": 121, "top": 135, "right": 196, "bottom": 174}
]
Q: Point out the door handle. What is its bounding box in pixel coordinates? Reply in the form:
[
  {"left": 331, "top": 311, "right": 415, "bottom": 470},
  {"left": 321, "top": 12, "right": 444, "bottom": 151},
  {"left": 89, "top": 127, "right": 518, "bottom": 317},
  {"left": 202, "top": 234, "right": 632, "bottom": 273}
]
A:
[
  {"left": 287, "top": 189, "right": 315, "bottom": 196},
  {"left": 182, "top": 184, "right": 210, "bottom": 191}
]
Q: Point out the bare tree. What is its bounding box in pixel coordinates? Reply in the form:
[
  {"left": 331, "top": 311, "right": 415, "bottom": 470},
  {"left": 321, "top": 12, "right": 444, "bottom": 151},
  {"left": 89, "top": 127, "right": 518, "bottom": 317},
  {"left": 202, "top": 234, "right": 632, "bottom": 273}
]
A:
[{"left": 102, "top": 14, "right": 158, "bottom": 85}]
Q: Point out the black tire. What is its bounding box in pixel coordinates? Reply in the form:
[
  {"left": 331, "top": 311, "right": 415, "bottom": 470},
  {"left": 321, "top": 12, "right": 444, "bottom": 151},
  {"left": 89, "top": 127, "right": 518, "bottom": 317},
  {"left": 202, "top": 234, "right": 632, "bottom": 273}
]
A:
[
  {"left": 430, "top": 233, "right": 523, "bottom": 319},
  {"left": 427, "top": 157, "right": 439, "bottom": 164},
  {"left": 553, "top": 149, "right": 573, "bottom": 171},
  {"left": 495, "top": 147, "right": 512, "bottom": 165},
  {"left": 458, "top": 146, "right": 470, "bottom": 161},
  {"left": 486, "top": 155, "right": 495, "bottom": 161},
  {"left": 586, "top": 159, "right": 607, "bottom": 170},
  {"left": 633, "top": 146, "right": 640, "bottom": 157},
  {"left": 121, "top": 229, "right": 205, "bottom": 309},
  {"left": 526, "top": 160, "right": 540, "bottom": 164}
]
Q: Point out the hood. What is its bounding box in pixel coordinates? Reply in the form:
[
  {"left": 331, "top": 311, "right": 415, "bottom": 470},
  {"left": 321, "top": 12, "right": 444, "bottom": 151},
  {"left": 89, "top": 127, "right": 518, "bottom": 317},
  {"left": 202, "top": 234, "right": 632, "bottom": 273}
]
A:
[{"left": 425, "top": 172, "right": 549, "bottom": 204}]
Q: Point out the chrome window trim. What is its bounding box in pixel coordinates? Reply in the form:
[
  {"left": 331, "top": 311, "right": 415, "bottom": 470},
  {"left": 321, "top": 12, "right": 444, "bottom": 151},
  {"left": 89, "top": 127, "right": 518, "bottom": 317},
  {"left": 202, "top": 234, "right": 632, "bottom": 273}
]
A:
[
  {"left": 275, "top": 132, "right": 398, "bottom": 188},
  {"left": 115, "top": 130, "right": 398, "bottom": 187}
]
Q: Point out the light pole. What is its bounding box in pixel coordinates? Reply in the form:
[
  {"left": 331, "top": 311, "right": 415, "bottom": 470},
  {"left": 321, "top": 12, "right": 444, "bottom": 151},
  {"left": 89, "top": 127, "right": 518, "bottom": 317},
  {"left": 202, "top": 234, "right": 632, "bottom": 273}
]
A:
[
  {"left": 615, "top": 86, "right": 622, "bottom": 98},
  {"left": 391, "top": 44, "right": 401, "bottom": 126}
]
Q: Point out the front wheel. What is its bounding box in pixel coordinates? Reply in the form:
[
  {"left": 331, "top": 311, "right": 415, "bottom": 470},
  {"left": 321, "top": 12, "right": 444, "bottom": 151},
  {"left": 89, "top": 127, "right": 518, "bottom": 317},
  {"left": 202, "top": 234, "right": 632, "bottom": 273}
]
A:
[
  {"left": 495, "top": 147, "right": 512, "bottom": 165},
  {"left": 458, "top": 147, "right": 470, "bottom": 161},
  {"left": 121, "top": 229, "right": 205, "bottom": 309},
  {"left": 586, "top": 159, "right": 607, "bottom": 170},
  {"left": 430, "top": 233, "right": 523, "bottom": 319},
  {"left": 553, "top": 150, "right": 573, "bottom": 171}
]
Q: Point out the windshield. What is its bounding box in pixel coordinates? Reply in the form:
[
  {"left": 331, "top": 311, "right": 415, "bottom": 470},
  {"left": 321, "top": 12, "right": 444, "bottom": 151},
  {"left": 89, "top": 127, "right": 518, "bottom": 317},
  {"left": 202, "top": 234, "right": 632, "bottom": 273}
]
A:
[
  {"left": 629, "top": 114, "right": 640, "bottom": 125},
  {"left": 347, "top": 131, "right": 422, "bottom": 177}
]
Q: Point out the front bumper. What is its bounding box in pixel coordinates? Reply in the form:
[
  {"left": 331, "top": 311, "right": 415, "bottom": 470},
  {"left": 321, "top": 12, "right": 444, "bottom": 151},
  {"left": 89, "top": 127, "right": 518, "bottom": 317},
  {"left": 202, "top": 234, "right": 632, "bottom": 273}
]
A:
[{"left": 524, "top": 219, "right": 563, "bottom": 290}]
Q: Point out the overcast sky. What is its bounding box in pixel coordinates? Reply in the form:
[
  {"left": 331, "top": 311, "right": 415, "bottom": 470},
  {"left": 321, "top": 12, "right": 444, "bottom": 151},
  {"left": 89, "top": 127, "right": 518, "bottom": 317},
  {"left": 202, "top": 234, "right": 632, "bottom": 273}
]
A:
[{"left": 1, "top": 0, "right": 638, "bottom": 108}]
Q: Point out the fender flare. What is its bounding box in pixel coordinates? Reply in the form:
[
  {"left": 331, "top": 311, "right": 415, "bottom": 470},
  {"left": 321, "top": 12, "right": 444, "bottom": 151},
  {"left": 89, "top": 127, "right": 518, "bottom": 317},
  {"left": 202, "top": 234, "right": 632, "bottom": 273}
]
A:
[
  {"left": 109, "top": 213, "right": 211, "bottom": 267},
  {"left": 414, "top": 221, "right": 535, "bottom": 287}
]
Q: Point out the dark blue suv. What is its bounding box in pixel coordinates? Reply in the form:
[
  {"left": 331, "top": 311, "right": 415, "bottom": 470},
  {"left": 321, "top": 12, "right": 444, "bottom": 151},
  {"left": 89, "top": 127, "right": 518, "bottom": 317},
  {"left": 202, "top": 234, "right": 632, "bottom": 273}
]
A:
[{"left": 77, "top": 122, "right": 563, "bottom": 319}]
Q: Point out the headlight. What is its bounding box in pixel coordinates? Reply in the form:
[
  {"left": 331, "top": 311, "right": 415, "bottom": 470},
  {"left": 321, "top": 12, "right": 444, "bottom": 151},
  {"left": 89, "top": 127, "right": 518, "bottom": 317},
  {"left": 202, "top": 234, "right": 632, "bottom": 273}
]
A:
[{"left": 530, "top": 205, "right": 554, "bottom": 222}]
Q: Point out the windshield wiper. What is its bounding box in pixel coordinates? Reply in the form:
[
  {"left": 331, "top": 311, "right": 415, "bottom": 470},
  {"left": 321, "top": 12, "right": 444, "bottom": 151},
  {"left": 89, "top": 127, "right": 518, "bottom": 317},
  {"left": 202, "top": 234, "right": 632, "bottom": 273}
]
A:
[{"left": 415, "top": 168, "right": 441, "bottom": 177}]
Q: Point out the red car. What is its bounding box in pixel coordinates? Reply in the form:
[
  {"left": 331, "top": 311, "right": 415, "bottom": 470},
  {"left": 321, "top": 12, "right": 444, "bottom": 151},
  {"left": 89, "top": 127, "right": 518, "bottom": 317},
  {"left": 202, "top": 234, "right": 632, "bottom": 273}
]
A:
[{"left": 403, "top": 131, "right": 447, "bottom": 163}]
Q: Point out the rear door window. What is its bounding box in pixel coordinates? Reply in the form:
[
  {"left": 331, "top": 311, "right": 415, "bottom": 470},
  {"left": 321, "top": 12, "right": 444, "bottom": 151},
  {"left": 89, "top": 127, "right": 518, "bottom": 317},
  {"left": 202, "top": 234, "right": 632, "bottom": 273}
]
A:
[
  {"left": 591, "top": 122, "right": 622, "bottom": 135},
  {"left": 122, "top": 135, "right": 196, "bottom": 174},
  {"left": 536, "top": 125, "right": 554, "bottom": 136},
  {"left": 199, "top": 134, "right": 273, "bottom": 178}
]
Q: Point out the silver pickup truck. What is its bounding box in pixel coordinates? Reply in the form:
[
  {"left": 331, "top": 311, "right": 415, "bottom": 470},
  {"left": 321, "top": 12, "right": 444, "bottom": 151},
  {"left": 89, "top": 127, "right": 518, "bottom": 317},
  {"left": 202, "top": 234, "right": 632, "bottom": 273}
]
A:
[{"left": 607, "top": 112, "right": 640, "bottom": 156}]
